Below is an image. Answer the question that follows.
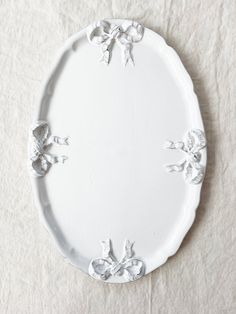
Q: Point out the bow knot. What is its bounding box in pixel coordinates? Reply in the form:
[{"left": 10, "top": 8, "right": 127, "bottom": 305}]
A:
[
  {"left": 89, "top": 239, "right": 145, "bottom": 282},
  {"left": 165, "top": 129, "right": 206, "bottom": 184},
  {"left": 87, "top": 20, "right": 144, "bottom": 65},
  {"left": 110, "top": 262, "right": 122, "bottom": 276},
  {"left": 30, "top": 121, "right": 68, "bottom": 177}
]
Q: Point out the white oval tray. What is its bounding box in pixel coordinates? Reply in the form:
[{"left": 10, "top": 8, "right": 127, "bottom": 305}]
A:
[{"left": 29, "top": 19, "right": 207, "bottom": 283}]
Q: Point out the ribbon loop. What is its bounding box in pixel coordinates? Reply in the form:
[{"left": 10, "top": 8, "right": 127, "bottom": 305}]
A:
[{"left": 88, "top": 20, "right": 111, "bottom": 45}]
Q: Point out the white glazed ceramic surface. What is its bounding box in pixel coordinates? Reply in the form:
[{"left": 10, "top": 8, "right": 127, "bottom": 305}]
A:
[{"left": 29, "top": 19, "right": 206, "bottom": 283}]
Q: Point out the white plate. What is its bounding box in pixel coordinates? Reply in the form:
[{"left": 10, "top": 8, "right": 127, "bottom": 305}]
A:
[{"left": 29, "top": 19, "right": 207, "bottom": 283}]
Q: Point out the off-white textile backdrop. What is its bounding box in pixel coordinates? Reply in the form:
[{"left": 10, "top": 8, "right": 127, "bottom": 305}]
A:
[{"left": 0, "top": 1, "right": 235, "bottom": 313}]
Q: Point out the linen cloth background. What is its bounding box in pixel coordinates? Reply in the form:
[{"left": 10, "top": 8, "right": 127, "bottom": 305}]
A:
[{"left": 0, "top": 0, "right": 235, "bottom": 313}]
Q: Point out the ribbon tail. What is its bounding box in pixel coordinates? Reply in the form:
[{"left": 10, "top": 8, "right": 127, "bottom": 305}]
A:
[
  {"left": 48, "top": 135, "right": 69, "bottom": 145},
  {"left": 166, "top": 160, "right": 186, "bottom": 173},
  {"left": 100, "top": 40, "right": 113, "bottom": 65},
  {"left": 44, "top": 153, "right": 67, "bottom": 164},
  {"left": 165, "top": 140, "right": 184, "bottom": 150},
  {"left": 123, "top": 240, "right": 134, "bottom": 260},
  {"left": 100, "top": 49, "right": 110, "bottom": 65},
  {"left": 121, "top": 43, "right": 133, "bottom": 66}
]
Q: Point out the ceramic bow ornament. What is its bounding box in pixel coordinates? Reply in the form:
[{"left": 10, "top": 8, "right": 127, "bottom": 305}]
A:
[
  {"left": 30, "top": 121, "right": 68, "bottom": 177},
  {"left": 87, "top": 20, "right": 144, "bottom": 65},
  {"left": 165, "top": 129, "right": 206, "bottom": 184},
  {"left": 89, "top": 239, "right": 145, "bottom": 281}
]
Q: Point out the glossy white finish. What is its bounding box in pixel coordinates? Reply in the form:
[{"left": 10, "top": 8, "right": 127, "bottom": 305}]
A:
[{"left": 30, "top": 19, "right": 206, "bottom": 283}]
